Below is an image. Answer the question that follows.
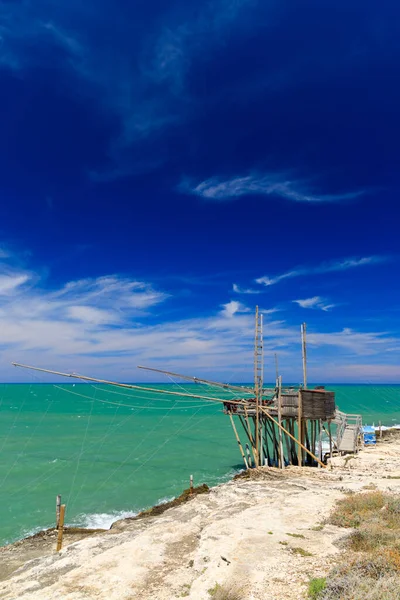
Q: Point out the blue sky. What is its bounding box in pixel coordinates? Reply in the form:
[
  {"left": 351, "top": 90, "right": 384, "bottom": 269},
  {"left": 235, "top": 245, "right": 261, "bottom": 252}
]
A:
[{"left": 0, "top": 0, "right": 399, "bottom": 383}]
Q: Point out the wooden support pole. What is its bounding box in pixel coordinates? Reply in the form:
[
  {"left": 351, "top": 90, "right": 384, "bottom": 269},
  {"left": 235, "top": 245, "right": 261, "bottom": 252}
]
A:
[
  {"left": 56, "top": 494, "right": 61, "bottom": 529},
  {"left": 278, "top": 380, "right": 284, "bottom": 468},
  {"left": 245, "top": 443, "right": 252, "bottom": 468},
  {"left": 379, "top": 421, "right": 382, "bottom": 439},
  {"left": 304, "top": 420, "right": 311, "bottom": 466},
  {"left": 301, "top": 323, "right": 307, "bottom": 389},
  {"left": 239, "top": 415, "right": 255, "bottom": 466},
  {"left": 311, "top": 421, "right": 316, "bottom": 462},
  {"left": 328, "top": 421, "right": 333, "bottom": 462},
  {"left": 297, "top": 391, "right": 303, "bottom": 466},
  {"left": 244, "top": 408, "right": 258, "bottom": 466},
  {"left": 56, "top": 504, "right": 66, "bottom": 552},
  {"left": 263, "top": 421, "right": 271, "bottom": 466},
  {"left": 288, "top": 420, "right": 297, "bottom": 464},
  {"left": 271, "top": 420, "right": 278, "bottom": 466},
  {"left": 261, "top": 408, "right": 326, "bottom": 468},
  {"left": 229, "top": 413, "right": 249, "bottom": 469},
  {"left": 283, "top": 419, "right": 292, "bottom": 465},
  {"left": 252, "top": 417, "right": 260, "bottom": 467},
  {"left": 190, "top": 474, "right": 194, "bottom": 493},
  {"left": 318, "top": 419, "right": 323, "bottom": 468}
]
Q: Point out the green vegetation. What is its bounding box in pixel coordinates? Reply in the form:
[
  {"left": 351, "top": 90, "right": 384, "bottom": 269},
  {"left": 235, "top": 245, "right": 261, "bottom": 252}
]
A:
[
  {"left": 308, "top": 578, "right": 326, "bottom": 599},
  {"left": 208, "top": 583, "right": 242, "bottom": 600},
  {"left": 180, "top": 583, "right": 191, "bottom": 597},
  {"left": 291, "top": 546, "right": 313, "bottom": 557},
  {"left": 309, "top": 491, "right": 400, "bottom": 599},
  {"left": 134, "top": 484, "right": 209, "bottom": 520},
  {"left": 286, "top": 532, "right": 305, "bottom": 539},
  {"left": 311, "top": 524, "right": 324, "bottom": 531}
]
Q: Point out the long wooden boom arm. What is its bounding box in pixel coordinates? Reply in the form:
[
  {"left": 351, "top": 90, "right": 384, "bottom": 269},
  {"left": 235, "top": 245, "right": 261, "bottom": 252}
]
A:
[{"left": 11, "top": 362, "right": 248, "bottom": 406}]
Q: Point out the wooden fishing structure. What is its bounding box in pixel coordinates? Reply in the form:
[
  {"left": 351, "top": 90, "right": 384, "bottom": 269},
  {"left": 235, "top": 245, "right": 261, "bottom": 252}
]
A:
[{"left": 12, "top": 306, "right": 361, "bottom": 471}]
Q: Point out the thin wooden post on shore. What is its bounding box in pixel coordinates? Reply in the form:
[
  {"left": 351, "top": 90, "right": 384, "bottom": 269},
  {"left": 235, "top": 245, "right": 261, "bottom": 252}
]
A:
[
  {"left": 379, "top": 421, "right": 382, "bottom": 439},
  {"left": 56, "top": 494, "right": 61, "bottom": 529},
  {"left": 190, "top": 474, "right": 193, "bottom": 493},
  {"left": 56, "top": 504, "right": 66, "bottom": 552},
  {"left": 229, "top": 413, "right": 249, "bottom": 469}
]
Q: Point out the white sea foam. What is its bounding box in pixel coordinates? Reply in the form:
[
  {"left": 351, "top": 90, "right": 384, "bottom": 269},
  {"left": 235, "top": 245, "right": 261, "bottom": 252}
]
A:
[
  {"left": 75, "top": 494, "right": 179, "bottom": 530},
  {"left": 73, "top": 510, "right": 138, "bottom": 530}
]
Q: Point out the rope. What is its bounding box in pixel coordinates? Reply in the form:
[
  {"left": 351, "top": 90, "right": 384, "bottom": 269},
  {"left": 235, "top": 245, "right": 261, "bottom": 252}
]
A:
[
  {"left": 93, "top": 404, "right": 205, "bottom": 495},
  {"left": 67, "top": 386, "right": 97, "bottom": 509},
  {"left": 53, "top": 384, "right": 209, "bottom": 410},
  {"left": 89, "top": 384, "right": 216, "bottom": 404}
]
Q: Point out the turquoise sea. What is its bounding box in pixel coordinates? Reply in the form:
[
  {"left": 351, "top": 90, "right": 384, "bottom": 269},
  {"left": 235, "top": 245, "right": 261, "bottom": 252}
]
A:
[{"left": 0, "top": 382, "right": 399, "bottom": 546}]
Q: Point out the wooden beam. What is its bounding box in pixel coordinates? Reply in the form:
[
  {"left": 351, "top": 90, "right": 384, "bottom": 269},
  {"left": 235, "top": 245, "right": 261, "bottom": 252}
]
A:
[
  {"left": 297, "top": 390, "right": 303, "bottom": 466},
  {"left": 11, "top": 363, "right": 247, "bottom": 406},
  {"left": 229, "top": 413, "right": 249, "bottom": 469},
  {"left": 277, "top": 380, "right": 284, "bottom": 468},
  {"left": 260, "top": 407, "right": 326, "bottom": 468},
  {"left": 137, "top": 365, "right": 255, "bottom": 395}
]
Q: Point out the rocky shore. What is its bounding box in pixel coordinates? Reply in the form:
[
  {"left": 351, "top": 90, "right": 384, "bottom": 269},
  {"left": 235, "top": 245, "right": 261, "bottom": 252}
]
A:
[{"left": 1, "top": 434, "right": 400, "bottom": 600}]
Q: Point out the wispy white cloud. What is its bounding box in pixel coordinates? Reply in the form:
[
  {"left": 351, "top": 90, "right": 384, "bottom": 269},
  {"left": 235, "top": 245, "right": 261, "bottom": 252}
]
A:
[
  {"left": 256, "top": 255, "right": 388, "bottom": 287},
  {"left": 307, "top": 328, "right": 400, "bottom": 356},
  {"left": 0, "top": 254, "right": 398, "bottom": 382},
  {"left": 293, "top": 296, "right": 335, "bottom": 311},
  {"left": 180, "top": 173, "right": 365, "bottom": 203},
  {"left": 0, "top": 273, "right": 30, "bottom": 295},
  {"left": 232, "top": 283, "right": 261, "bottom": 295}
]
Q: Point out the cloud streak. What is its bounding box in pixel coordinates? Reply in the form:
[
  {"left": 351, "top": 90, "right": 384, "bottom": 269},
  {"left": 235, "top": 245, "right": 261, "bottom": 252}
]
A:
[
  {"left": 232, "top": 283, "right": 261, "bottom": 295},
  {"left": 181, "top": 173, "right": 365, "bottom": 203},
  {"left": 0, "top": 256, "right": 398, "bottom": 382},
  {"left": 293, "top": 296, "right": 335, "bottom": 311},
  {"left": 256, "top": 256, "right": 388, "bottom": 287}
]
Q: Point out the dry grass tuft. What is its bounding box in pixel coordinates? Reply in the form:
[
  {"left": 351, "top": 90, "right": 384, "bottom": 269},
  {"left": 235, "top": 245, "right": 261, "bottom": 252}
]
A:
[
  {"left": 310, "top": 491, "right": 400, "bottom": 599},
  {"left": 291, "top": 546, "right": 313, "bottom": 557},
  {"left": 208, "top": 583, "right": 243, "bottom": 599}
]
